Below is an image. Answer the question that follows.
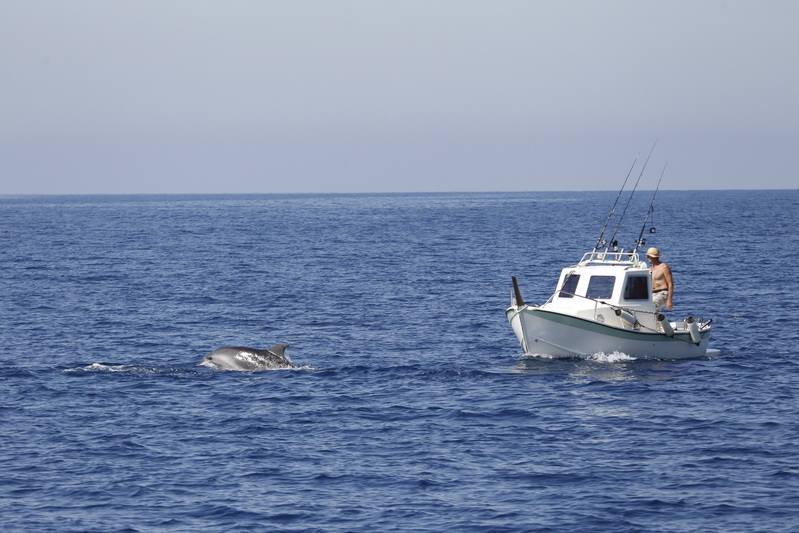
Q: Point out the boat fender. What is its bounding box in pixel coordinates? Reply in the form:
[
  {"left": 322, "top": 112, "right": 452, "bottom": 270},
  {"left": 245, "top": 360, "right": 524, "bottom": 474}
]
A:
[
  {"left": 614, "top": 308, "right": 637, "bottom": 329},
  {"left": 657, "top": 313, "right": 674, "bottom": 337},
  {"left": 686, "top": 316, "right": 701, "bottom": 344}
]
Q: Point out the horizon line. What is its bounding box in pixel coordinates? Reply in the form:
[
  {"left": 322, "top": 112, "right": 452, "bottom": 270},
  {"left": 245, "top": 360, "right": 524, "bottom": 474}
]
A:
[{"left": 1, "top": 186, "right": 797, "bottom": 198}]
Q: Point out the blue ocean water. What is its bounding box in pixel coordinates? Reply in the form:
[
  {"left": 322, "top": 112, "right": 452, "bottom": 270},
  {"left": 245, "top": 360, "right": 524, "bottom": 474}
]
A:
[{"left": 1, "top": 190, "right": 798, "bottom": 532}]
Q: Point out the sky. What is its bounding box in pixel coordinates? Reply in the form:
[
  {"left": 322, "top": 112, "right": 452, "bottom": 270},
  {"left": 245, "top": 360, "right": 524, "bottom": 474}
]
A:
[{"left": 1, "top": 1, "right": 797, "bottom": 194}]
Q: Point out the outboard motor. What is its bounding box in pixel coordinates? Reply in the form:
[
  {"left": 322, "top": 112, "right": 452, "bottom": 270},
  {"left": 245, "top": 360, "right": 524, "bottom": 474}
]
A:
[
  {"left": 686, "top": 316, "right": 702, "bottom": 344},
  {"left": 657, "top": 313, "right": 674, "bottom": 337}
]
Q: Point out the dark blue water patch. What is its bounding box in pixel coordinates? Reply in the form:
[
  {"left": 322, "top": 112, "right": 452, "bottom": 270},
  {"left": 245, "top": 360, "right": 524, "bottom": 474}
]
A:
[{"left": 1, "top": 191, "right": 799, "bottom": 532}]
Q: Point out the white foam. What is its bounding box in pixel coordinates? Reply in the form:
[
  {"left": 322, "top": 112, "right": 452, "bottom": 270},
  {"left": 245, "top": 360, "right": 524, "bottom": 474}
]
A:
[
  {"left": 521, "top": 351, "right": 636, "bottom": 362},
  {"left": 66, "top": 362, "right": 134, "bottom": 373},
  {"left": 289, "top": 364, "right": 315, "bottom": 371},
  {"left": 63, "top": 362, "right": 164, "bottom": 374},
  {"left": 521, "top": 352, "right": 560, "bottom": 360},
  {"left": 586, "top": 351, "right": 637, "bottom": 363},
  {"left": 197, "top": 359, "right": 218, "bottom": 369}
]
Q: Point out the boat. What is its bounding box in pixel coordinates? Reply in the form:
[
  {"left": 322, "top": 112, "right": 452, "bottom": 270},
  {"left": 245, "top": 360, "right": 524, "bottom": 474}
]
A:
[
  {"left": 506, "top": 147, "right": 712, "bottom": 359},
  {"left": 506, "top": 251, "right": 712, "bottom": 359}
]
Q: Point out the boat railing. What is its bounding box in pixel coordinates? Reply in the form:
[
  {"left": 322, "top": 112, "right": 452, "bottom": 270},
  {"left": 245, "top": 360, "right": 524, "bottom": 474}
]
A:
[{"left": 579, "top": 251, "right": 641, "bottom": 265}]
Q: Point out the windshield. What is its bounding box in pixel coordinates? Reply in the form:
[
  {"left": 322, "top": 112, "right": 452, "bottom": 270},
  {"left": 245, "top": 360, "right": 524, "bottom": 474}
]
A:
[
  {"left": 586, "top": 275, "right": 615, "bottom": 299},
  {"left": 559, "top": 274, "right": 580, "bottom": 298}
]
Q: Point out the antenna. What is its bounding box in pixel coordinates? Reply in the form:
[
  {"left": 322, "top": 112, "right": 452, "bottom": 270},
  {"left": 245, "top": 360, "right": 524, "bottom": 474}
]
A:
[
  {"left": 593, "top": 157, "right": 637, "bottom": 252},
  {"left": 605, "top": 139, "right": 657, "bottom": 251},
  {"left": 634, "top": 161, "right": 667, "bottom": 252}
]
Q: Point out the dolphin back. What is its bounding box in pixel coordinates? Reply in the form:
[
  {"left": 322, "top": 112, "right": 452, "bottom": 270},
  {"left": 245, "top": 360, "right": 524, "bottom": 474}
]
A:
[{"left": 201, "top": 343, "right": 293, "bottom": 371}]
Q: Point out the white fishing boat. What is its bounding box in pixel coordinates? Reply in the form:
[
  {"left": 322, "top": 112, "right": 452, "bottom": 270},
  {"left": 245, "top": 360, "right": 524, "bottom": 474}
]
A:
[
  {"left": 506, "top": 251, "right": 712, "bottom": 359},
  {"left": 506, "top": 147, "right": 712, "bottom": 359}
]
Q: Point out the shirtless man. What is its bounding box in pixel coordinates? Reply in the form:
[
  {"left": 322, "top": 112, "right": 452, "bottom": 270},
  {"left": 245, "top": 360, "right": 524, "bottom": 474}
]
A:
[{"left": 647, "top": 247, "right": 673, "bottom": 311}]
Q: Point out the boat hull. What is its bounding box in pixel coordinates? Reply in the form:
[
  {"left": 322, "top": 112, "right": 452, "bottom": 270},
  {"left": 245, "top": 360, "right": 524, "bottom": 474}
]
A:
[{"left": 506, "top": 305, "right": 711, "bottom": 359}]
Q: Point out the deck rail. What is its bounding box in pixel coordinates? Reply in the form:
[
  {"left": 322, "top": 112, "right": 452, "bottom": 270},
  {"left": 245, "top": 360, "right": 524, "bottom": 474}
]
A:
[{"left": 579, "top": 251, "right": 642, "bottom": 265}]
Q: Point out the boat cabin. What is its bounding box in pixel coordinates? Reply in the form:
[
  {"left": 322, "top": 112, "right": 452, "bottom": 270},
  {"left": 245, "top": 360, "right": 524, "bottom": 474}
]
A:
[{"left": 542, "top": 251, "right": 658, "bottom": 330}]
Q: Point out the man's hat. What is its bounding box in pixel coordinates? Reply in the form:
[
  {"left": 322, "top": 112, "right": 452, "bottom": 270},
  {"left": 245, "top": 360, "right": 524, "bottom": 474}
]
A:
[{"left": 646, "top": 247, "right": 660, "bottom": 258}]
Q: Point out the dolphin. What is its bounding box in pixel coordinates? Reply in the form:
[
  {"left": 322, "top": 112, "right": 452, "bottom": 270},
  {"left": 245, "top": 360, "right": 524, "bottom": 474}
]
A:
[{"left": 199, "top": 343, "right": 294, "bottom": 371}]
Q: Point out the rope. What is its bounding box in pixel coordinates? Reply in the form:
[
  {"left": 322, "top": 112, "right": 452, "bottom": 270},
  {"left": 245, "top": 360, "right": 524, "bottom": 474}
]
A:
[{"left": 553, "top": 289, "right": 659, "bottom": 317}]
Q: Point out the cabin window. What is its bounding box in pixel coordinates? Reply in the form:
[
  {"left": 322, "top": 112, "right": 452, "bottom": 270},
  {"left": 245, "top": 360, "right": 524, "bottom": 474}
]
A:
[
  {"left": 624, "top": 276, "right": 650, "bottom": 300},
  {"left": 559, "top": 274, "right": 580, "bottom": 298},
  {"left": 586, "top": 276, "right": 615, "bottom": 300}
]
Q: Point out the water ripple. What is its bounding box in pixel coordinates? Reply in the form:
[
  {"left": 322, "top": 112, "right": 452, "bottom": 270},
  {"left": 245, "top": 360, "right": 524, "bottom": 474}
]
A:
[{"left": 1, "top": 191, "right": 798, "bottom": 532}]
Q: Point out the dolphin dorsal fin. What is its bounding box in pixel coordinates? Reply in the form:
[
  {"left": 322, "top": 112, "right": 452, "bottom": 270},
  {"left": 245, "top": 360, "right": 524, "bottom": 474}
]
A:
[{"left": 266, "top": 343, "right": 289, "bottom": 356}]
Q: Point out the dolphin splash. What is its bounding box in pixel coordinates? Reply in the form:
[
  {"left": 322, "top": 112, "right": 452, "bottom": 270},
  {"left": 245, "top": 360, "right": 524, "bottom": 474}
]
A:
[{"left": 199, "top": 343, "right": 294, "bottom": 371}]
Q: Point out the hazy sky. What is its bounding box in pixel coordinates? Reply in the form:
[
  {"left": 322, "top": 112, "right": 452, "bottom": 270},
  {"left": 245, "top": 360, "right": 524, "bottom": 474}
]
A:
[{"left": 1, "top": 1, "right": 797, "bottom": 194}]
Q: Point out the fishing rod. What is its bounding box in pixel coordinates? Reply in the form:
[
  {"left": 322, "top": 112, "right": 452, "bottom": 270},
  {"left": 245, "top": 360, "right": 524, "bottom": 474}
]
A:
[
  {"left": 605, "top": 139, "right": 657, "bottom": 251},
  {"left": 633, "top": 161, "right": 668, "bottom": 252},
  {"left": 592, "top": 157, "right": 638, "bottom": 252}
]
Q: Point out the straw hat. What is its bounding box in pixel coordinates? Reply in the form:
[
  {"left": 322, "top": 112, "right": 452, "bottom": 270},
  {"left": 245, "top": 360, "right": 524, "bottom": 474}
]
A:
[{"left": 646, "top": 247, "right": 660, "bottom": 258}]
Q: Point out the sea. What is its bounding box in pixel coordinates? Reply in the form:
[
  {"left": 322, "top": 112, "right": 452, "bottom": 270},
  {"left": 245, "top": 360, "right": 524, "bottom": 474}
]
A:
[{"left": 1, "top": 190, "right": 798, "bottom": 532}]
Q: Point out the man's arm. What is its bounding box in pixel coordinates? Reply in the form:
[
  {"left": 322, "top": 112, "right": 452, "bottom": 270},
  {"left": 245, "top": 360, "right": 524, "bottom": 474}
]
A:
[{"left": 665, "top": 265, "right": 674, "bottom": 310}]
